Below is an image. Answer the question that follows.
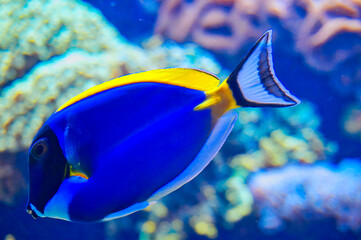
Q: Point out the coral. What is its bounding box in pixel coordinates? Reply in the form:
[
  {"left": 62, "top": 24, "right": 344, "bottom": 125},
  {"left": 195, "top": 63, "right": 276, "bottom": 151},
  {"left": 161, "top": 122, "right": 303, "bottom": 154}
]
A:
[
  {"left": 0, "top": 50, "right": 125, "bottom": 152},
  {"left": 155, "top": 0, "right": 361, "bottom": 95},
  {"left": 249, "top": 159, "right": 361, "bottom": 233},
  {"left": 0, "top": 0, "right": 125, "bottom": 151},
  {"left": 155, "top": 0, "right": 361, "bottom": 69},
  {"left": 0, "top": 0, "right": 224, "bottom": 153},
  {"left": 4, "top": 234, "right": 15, "bottom": 240},
  {"left": 155, "top": 0, "right": 262, "bottom": 53},
  {"left": 229, "top": 102, "right": 337, "bottom": 172},
  {"left": 0, "top": 0, "right": 121, "bottom": 87},
  {"left": 343, "top": 103, "right": 361, "bottom": 140}
]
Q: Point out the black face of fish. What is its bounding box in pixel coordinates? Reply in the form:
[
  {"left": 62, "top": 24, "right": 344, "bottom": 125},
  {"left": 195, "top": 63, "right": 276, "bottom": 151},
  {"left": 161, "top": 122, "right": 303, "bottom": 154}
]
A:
[{"left": 27, "top": 124, "right": 68, "bottom": 219}]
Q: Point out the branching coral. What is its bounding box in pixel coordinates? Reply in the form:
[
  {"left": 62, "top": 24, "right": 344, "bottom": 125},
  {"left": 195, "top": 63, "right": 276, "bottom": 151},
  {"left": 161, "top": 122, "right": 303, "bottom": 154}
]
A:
[
  {"left": 155, "top": 0, "right": 361, "bottom": 77},
  {"left": 249, "top": 159, "right": 361, "bottom": 233},
  {"left": 155, "top": 0, "right": 263, "bottom": 53}
]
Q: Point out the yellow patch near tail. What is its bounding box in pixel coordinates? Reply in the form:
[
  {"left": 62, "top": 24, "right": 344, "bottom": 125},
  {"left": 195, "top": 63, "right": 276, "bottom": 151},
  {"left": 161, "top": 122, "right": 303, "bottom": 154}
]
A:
[
  {"left": 195, "top": 81, "right": 239, "bottom": 124},
  {"left": 194, "top": 97, "right": 222, "bottom": 111},
  {"left": 56, "top": 68, "right": 220, "bottom": 113}
]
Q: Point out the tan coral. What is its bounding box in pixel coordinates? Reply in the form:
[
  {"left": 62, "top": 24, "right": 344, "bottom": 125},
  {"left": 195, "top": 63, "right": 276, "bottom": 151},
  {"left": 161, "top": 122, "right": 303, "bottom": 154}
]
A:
[
  {"left": 0, "top": 0, "right": 121, "bottom": 87},
  {"left": 155, "top": 0, "right": 361, "bottom": 70},
  {"left": 293, "top": 0, "right": 361, "bottom": 71},
  {"left": 0, "top": 51, "right": 124, "bottom": 152},
  {"left": 155, "top": 0, "right": 263, "bottom": 54}
]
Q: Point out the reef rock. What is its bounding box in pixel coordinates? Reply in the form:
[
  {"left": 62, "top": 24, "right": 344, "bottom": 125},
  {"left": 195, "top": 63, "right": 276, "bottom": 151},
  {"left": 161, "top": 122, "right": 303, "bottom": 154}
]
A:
[{"left": 249, "top": 159, "right": 361, "bottom": 233}]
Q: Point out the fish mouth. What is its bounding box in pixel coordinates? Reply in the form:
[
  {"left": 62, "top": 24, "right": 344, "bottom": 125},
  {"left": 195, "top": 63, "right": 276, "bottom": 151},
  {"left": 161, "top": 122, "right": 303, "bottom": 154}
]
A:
[{"left": 26, "top": 204, "right": 39, "bottom": 219}]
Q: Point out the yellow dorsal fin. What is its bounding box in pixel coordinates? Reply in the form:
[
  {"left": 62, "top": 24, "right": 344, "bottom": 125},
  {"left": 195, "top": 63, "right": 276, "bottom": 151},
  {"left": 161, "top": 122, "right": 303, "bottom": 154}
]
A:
[{"left": 56, "top": 68, "right": 220, "bottom": 113}]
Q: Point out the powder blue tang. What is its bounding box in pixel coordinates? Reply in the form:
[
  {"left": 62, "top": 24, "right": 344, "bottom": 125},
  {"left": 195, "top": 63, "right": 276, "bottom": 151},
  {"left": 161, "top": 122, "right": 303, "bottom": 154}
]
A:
[{"left": 27, "top": 30, "right": 300, "bottom": 222}]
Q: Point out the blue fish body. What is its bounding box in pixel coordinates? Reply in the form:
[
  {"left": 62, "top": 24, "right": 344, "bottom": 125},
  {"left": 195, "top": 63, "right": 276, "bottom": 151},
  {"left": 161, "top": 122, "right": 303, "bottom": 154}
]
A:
[
  {"left": 27, "top": 31, "right": 300, "bottom": 222},
  {"left": 49, "top": 83, "right": 213, "bottom": 221}
]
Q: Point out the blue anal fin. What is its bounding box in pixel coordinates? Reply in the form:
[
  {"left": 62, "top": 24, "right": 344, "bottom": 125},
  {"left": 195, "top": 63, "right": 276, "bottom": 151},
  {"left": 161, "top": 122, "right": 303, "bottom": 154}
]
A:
[
  {"left": 103, "top": 201, "right": 154, "bottom": 221},
  {"left": 148, "top": 110, "right": 237, "bottom": 202}
]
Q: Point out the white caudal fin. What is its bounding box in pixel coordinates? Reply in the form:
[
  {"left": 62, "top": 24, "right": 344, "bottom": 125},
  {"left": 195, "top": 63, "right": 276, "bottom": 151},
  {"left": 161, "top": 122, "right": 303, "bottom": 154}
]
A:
[{"left": 227, "top": 30, "right": 300, "bottom": 107}]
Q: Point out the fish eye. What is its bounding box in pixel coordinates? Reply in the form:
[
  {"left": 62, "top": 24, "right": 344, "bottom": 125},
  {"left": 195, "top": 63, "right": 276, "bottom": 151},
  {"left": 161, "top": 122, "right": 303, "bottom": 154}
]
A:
[{"left": 31, "top": 138, "right": 48, "bottom": 159}]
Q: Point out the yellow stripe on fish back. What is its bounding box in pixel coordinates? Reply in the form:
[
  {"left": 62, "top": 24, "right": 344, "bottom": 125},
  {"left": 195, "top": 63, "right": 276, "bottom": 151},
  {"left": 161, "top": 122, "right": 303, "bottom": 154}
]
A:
[{"left": 56, "top": 68, "right": 220, "bottom": 113}]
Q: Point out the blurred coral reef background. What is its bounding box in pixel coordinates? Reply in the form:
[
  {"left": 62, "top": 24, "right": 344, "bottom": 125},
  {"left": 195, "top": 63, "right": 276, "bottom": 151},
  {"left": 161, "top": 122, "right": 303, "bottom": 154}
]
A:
[
  {"left": 249, "top": 159, "right": 361, "bottom": 234},
  {"left": 0, "top": 0, "right": 360, "bottom": 239},
  {"left": 155, "top": 0, "right": 361, "bottom": 95}
]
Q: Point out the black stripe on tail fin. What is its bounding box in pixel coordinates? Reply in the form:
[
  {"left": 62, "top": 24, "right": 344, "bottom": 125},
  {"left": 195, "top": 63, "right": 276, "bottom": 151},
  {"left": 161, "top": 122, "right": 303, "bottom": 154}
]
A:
[{"left": 227, "top": 30, "right": 300, "bottom": 107}]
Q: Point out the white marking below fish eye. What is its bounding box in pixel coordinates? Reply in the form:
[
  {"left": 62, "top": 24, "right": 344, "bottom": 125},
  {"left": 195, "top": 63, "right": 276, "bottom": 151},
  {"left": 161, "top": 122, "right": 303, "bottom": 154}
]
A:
[
  {"left": 44, "top": 177, "right": 86, "bottom": 221},
  {"left": 30, "top": 204, "right": 45, "bottom": 217}
]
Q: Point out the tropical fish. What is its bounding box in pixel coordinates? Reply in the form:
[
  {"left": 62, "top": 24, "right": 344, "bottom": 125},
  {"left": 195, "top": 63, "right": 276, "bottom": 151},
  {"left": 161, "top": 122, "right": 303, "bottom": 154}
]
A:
[{"left": 27, "top": 30, "right": 300, "bottom": 222}]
